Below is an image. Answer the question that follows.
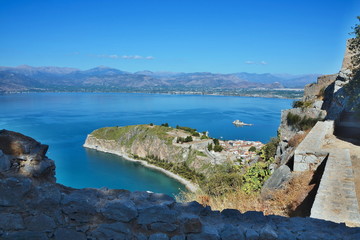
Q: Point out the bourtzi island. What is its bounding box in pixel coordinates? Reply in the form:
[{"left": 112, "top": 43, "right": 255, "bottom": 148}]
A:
[{"left": 2, "top": 22, "right": 360, "bottom": 240}]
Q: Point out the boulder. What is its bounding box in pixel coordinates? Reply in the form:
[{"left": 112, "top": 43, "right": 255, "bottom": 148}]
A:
[
  {"left": 262, "top": 165, "right": 292, "bottom": 191},
  {"left": 0, "top": 130, "right": 55, "bottom": 180},
  {"left": 261, "top": 165, "right": 292, "bottom": 198},
  {"left": 0, "top": 150, "right": 10, "bottom": 172},
  {"left": 220, "top": 224, "right": 246, "bottom": 240}
]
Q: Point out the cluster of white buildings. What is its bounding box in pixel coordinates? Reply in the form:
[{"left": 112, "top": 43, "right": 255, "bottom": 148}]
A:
[{"left": 220, "top": 140, "right": 263, "bottom": 161}]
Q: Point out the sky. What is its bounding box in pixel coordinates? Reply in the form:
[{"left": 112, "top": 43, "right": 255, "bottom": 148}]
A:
[{"left": 0, "top": 0, "right": 359, "bottom": 74}]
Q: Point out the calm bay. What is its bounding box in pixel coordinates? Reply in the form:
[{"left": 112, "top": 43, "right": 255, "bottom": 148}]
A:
[{"left": 0, "top": 92, "right": 291, "bottom": 196}]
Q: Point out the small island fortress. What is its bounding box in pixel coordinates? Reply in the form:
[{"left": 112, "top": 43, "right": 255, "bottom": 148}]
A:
[{"left": 232, "top": 120, "right": 253, "bottom": 127}]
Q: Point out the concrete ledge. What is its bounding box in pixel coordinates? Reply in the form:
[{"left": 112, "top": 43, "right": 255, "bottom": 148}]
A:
[{"left": 294, "top": 121, "right": 334, "bottom": 172}]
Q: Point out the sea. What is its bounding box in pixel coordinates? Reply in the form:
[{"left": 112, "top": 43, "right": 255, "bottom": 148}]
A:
[{"left": 0, "top": 92, "right": 292, "bottom": 196}]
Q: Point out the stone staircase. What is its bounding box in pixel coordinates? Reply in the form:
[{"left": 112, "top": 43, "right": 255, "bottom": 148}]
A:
[
  {"left": 310, "top": 149, "right": 360, "bottom": 226},
  {"left": 294, "top": 120, "right": 360, "bottom": 226}
]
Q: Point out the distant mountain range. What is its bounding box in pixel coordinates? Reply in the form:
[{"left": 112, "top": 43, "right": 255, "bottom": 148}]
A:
[{"left": 0, "top": 65, "right": 321, "bottom": 93}]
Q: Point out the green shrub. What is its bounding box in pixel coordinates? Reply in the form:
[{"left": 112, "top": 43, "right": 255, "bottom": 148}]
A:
[
  {"left": 161, "top": 123, "right": 169, "bottom": 127},
  {"left": 259, "top": 137, "right": 279, "bottom": 161},
  {"left": 202, "top": 172, "right": 243, "bottom": 196},
  {"left": 177, "top": 136, "right": 193, "bottom": 143},
  {"left": 241, "top": 162, "right": 271, "bottom": 194},
  {"left": 207, "top": 143, "right": 213, "bottom": 151},
  {"left": 192, "top": 132, "right": 200, "bottom": 137},
  {"left": 286, "top": 112, "right": 302, "bottom": 126},
  {"left": 292, "top": 100, "right": 313, "bottom": 108},
  {"left": 213, "top": 144, "right": 223, "bottom": 152},
  {"left": 286, "top": 112, "right": 319, "bottom": 131},
  {"left": 185, "top": 136, "right": 193, "bottom": 142},
  {"left": 144, "top": 154, "right": 204, "bottom": 182},
  {"left": 248, "top": 146, "right": 256, "bottom": 152},
  {"left": 201, "top": 135, "right": 209, "bottom": 139}
]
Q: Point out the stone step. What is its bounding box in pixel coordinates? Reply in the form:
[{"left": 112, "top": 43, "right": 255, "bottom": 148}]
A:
[
  {"left": 294, "top": 121, "right": 334, "bottom": 172},
  {"left": 311, "top": 149, "right": 360, "bottom": 226}
]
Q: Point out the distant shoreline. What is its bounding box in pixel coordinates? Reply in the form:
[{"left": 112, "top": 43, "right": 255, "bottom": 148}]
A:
[
  {"left": 83, "top": 140, "right": 199, "bottom": 193},
  {"left": 0, "top": 89, "right": 303, "bottom": 99}
]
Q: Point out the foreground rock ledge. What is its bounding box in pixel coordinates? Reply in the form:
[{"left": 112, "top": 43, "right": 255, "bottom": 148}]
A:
[{"left": 0, "top": 130, "right": 359, "bottom": 240}]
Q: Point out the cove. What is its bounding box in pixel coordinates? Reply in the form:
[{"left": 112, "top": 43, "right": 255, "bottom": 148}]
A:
[{"left": 0, "top": 92, "right": 291, "bottom": 196}]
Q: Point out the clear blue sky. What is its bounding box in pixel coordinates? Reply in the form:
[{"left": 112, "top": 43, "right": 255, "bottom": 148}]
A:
[{"left": 0, "top": 0, "right": 359, "bottom": 74}]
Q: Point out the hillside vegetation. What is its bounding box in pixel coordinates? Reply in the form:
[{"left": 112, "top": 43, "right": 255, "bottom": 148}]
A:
[{"left": 86, "top": 124, "right": 294, "bottom": 214}]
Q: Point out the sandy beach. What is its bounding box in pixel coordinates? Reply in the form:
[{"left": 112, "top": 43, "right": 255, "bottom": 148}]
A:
[{"left": 83, "top": 141, "right": 198, "bottom": 193}]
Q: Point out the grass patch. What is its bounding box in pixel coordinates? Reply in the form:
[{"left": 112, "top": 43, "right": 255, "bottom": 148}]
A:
[{"left": 91, "top": 124, "right": 173, "bottom": 144}]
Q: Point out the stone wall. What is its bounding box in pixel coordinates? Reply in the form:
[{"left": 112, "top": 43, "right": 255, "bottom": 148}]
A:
[
  {"left": 293, "top": 121, "right": 333, "bottom": 172},
  {"left": 342, "top": 39, "right": 354, "bottom": 70},
  {"left": 1, "top": 130, "right": 360, "bottom": 239},
  {"left": 303, "top": 74, "right": 337, "bottom": 103}
]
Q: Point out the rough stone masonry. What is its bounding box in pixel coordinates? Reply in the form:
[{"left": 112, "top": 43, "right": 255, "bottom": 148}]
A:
[{"left": 0, "top": 129, "right": 359, "bottom": 240}]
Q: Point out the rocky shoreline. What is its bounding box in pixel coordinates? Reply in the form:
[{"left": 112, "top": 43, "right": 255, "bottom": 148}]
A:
[{"left": 83, "top": 135, "right": 198, "bottom": 192}]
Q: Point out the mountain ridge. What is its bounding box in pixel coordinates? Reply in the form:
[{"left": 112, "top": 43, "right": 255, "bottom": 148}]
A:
[{"left": 0, "top": 65, "right": 321, "bottom": 93}]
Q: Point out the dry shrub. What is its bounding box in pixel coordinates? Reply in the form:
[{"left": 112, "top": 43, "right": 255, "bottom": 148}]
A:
[
  {"left": 176, "top": 170, "right": 315, "bottom": 217},
  {"left": 261, "top": 170, "right": 315, "bottom": 216},
  {"left": 288, "top": 130, "right": 310, "bottom": 147},
  {"left": 175, "top": 189, "right": 263, "bottom": 213}
]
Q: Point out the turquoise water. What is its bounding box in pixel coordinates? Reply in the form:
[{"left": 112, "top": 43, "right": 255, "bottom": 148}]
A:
[{"left": 0, "top": 93, "right": 291, "bottom": 196}]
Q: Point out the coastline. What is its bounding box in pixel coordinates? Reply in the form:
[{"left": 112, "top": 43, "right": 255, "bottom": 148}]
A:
[
  {"left": 83, "top": 140, "right": 198, "bottom": 193},
  {"left": 1, "top": 90, "right": 302, "bottom": 99}
]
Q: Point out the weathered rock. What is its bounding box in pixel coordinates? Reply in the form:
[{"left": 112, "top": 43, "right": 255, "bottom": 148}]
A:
[
  {"left": 182, "top": 215, "right": 202, "bottom": 233},
  {"left": 61, "top": 189, "right": 99, "bottom": 223},
  {"left": 0, "top": 177, "right": 32, "bottom": 206},
  {"left": 101, "top": 199, "right": 138, "bottom": 222},
  {"left": 54, "top": 228, "right": 87, "bottom": 240},
  {"left": 259, "top": 224, "right": 278, "bottom": 240},
  {"left": 245, "top": 229, "right": 260, "bottom": 240},
  {"left": 1, "top": 231, "right": 48, "bottom": 240},
  {"left": 90, "top": 222, "right": 131, "bottom": 239},
  {"left": 150, "top": 222, "right": 177, "bottom": 232},
  {"left": 171, "top": 235, "right": 186, "bottom": 240},
  {"left": 138, "top": 205, "right": 177, "bottom": 225},
  {"left": 0, "top": 129, "right": 43, "bottom": 155},
  {"left": 0, "top": 213, "right": 25, "bottom": 230},
  {"left": 21, "top": 157, "right": 55, "bottom": 178},
  {"left": 0, "top": 130, "right": 55, "bottom": 180},
  {"left": 220, "top": 224, "right": 246, "bottom": 240},
  {"left": 174, "top": 201, "right": 205, "bottom": 215},
  {"left": 24, "top": 213, "right": 56, "bottom": 232},
  {"left": 29, "top": 183, "right": 62, "bottom": 209},
  {"left": 187, "top": 225, "right": 220, "bottom": 240},
  {"left": 149, "top": 233, "right": 169, "bottom": 240},
  {"left": 262, "top": 165, "right": 292, "bottom": 191},
  {"left": 0, "top": 150, "right": 10, "bottom": 171},
  {"left": 278, "top": 108, "right": 326, "bottom": 141},
  {"left": 149, "top": 192, "right": 176, "bottom": 206},
  {"left": 313, "top": 100, "right": 323, "bottom": 109}
]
